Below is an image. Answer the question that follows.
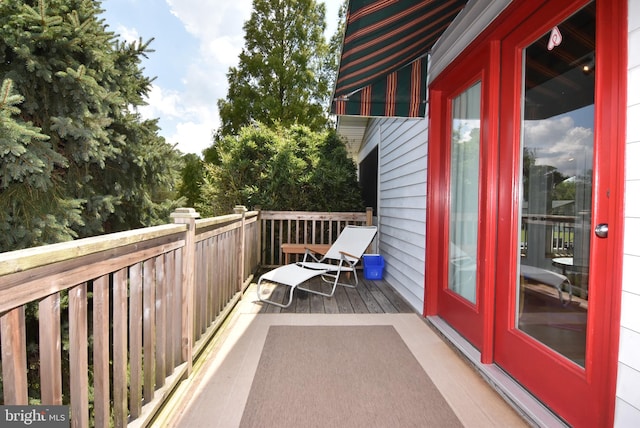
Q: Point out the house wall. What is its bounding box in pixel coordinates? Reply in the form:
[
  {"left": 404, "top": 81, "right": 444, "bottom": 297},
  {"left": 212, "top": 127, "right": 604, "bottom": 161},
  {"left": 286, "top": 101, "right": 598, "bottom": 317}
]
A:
[
  {"left": 357, "top": 120, "right": 378, "bottom": 162},
  {"left": 361, "top": 117, "right": 428, "bottom": 312},
  {"left": 616, "top": 0, "right": 640, "bottom": 425}
]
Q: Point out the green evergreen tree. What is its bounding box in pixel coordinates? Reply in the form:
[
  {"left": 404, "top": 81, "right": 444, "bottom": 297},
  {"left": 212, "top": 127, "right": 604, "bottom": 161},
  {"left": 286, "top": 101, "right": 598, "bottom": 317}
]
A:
[
  {"left": 217, "top": 0, "right": 331, "bottom": 136},
  {"left": 310, "top": 129, "right": 364, "bottom": 211},
  {"left": 177, "top": 153, "right": 205, "bottom": 208},
  {"left": 199, "top": 123, "right": 363, "bottom": 217},
  {"left": 0, "top": 78, "right": 81, "bottom": 248},
  {"left": 0, "top": 0, "right": 182, "bottom": 251},
  {"left": 199, "top": 124, "right": 278, "bottom": 216}
]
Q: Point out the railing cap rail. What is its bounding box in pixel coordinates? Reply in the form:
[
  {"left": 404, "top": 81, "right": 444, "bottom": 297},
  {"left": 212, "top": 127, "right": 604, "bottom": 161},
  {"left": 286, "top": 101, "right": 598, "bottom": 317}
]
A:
[
  {"left": 0, "top": 223, "right": 186, "bottom": 276},
  {"left": 195, "top": 211, "right": 259, "bottom": 230},
  {"left": 259, "top": 210, "right": 368, "bottom": 220}
]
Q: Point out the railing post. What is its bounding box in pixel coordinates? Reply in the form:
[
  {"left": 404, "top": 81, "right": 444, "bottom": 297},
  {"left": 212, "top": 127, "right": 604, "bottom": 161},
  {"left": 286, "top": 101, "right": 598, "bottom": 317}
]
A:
[
  {"left": 170, "top": 208, "right": 200, "bottom": 374},
  {"left": 366, "top": 207, "right": 373, "bottom": 226},
  {"left": 234, "top": 205, "right": 247, "bottom": 292},
  {"left": 255, "top": 206, "right": 263, "bottom": 266}
]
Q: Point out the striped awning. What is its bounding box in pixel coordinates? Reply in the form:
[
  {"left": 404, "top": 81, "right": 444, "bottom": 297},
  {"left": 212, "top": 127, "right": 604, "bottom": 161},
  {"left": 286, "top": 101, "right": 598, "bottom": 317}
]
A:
[{"left": 332, "top": 0, "right": 467, "bottom": 118}]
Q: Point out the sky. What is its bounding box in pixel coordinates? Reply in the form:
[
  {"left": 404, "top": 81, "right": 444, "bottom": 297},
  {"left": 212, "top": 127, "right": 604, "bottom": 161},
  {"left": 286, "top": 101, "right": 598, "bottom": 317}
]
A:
[
  {"left": 524, "top": 110, "right": 594, "bottom": 178},
  {"left": 100, "top": 0, "right": 344, "bottom": 156}
]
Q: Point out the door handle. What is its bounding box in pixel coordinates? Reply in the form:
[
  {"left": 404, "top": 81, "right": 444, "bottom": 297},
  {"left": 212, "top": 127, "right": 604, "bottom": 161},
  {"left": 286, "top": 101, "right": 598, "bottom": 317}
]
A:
[{"left": 595, "top": 223, "right": 608, "bottom": 238}]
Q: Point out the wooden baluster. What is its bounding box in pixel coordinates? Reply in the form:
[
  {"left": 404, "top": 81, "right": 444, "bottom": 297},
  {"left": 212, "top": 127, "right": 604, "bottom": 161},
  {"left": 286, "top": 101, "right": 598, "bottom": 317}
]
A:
[
  {"left": 92, "top": 278, "right": 110, "bottom": 426},
  {"left": 1, "top": 307, "right": 28, "bottom": 405},
  {"left": 39, "top": 293, "right": 62, "bottom": 405}
]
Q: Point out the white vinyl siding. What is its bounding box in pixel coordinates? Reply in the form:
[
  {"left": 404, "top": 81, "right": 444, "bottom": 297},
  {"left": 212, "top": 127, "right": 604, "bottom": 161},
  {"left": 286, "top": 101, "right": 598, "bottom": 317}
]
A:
[
  {"left": 617, "top": 1, "right": 640, "bottom": 426},
  {"left": 361, "top": 117, "right": 428, "bottom": 312}
]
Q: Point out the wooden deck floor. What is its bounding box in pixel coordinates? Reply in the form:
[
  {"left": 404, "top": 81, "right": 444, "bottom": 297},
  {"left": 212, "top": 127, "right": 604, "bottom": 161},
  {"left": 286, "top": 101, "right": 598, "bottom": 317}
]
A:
[{"left": 253, "top": 269, "right": 416, "bottom": 314}]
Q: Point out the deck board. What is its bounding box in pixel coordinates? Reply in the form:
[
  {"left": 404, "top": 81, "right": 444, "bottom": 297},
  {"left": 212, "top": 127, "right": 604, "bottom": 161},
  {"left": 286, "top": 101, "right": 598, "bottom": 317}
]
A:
[
  {"left": 254, "top": 269, "right": 415, "bottom": 314},
  {"left": 372, "top": 279, "right": 415, "bottom": 313},
  {"left": 356, "top": 285, "right": 385, "bottom": 314},
  {"left": 322, "top": 292, "right": 341, "bottom": 314},
  {"left": 345, "top": 286, "right": 370, "bottom": 313},
  {"left": 361, "top": 279, "right": 400, "bottom": 313},
  {"left": 309, "top": 292, "right": 325, "bottom": 313}
]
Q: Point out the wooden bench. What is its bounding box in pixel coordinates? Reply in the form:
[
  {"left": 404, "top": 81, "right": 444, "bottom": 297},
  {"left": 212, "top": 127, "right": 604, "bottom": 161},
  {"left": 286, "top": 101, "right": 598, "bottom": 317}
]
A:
[{"left": 281, "top": 243, "right": 331, "bottom": 264}]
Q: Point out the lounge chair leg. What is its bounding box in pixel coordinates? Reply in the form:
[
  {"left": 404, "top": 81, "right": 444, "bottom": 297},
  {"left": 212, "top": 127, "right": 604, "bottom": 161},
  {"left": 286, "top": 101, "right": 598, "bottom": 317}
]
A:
[
  {"left": 319, "top": 271, "right": 358, "bottom": 289},
  {"left": 257, "top": 277, "right": 296, "bottom": 308}
]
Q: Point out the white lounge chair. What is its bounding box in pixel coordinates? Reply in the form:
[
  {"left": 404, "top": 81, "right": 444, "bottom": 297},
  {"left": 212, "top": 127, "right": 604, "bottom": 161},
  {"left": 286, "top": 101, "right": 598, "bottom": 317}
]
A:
[
  {"left": 520, "top": 264, "right": 573, "bottom": 305},
  {"left": 256, "top": 225, "right": 378, "bottom": 308}
]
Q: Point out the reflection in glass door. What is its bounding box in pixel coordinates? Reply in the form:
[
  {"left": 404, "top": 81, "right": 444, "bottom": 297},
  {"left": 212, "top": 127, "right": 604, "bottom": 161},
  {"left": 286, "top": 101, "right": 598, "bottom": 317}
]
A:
[
  {"left": 448, "top": 82, "right": 481, "bottom": 304},
  {"left": 515, "top": 4, "right": 594, "bottom": 366}
]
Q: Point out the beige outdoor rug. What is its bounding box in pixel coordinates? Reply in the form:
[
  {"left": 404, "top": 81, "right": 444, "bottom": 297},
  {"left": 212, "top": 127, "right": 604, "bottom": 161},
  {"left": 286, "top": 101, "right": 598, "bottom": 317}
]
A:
[
  {"left": 162, "top": 312, "right": 527, "bottom": 428},
  {"left": 239, "top": 325, "right": 462, "bottom": 427}
]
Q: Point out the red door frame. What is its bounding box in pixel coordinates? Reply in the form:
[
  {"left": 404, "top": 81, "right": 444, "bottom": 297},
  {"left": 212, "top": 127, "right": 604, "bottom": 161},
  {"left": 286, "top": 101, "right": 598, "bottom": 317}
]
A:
[
  {"left": 425, "top": 0, "right": 547, "bottom": 351},
  {"left": 425, "top": 43, "right": 499, "bottom": 358},
  {"left": 424, "top": 0, "right": 626, "bottom": 425}
]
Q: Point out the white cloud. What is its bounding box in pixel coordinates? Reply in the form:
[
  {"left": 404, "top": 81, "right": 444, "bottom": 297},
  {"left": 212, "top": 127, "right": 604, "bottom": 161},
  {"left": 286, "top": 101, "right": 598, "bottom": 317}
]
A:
[
  {"left": 165, "top": 0, "right": 252, "bottom": 41},
  {"left": 139, "top": 85, "right": 181, "bottom": 119},
  {"left": 138, "top": 83, "right": 217, "bottom": 155},
  {"left": 115, "top": 24, "right": 140, "bottom": 44},
  {"left": 169, "top": 119, "right": 217, "bottom": 155},
  {"left": 205, "top": 36, "right": 245, "bottom": 67},
  {"left": 524, "top": 115, "right": 593, "bottom": 177}
]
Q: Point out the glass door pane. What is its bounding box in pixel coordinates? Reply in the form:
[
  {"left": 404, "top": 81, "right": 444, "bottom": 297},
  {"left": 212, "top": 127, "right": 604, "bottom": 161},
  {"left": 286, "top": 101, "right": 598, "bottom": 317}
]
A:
[
  {"left": 516, "top": 4, "right": 595, "bottom": 366},
  {"left": 448, "top": 82, "right": 481, "bottom": 304}
]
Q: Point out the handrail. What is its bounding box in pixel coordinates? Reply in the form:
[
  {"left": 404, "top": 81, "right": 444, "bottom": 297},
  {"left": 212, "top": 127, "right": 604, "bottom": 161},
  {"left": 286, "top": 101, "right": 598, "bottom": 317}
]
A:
[
  {"left": 259, "top": 208, "right": 374, "bottom": 266},
  {"left": 0, "top": 207, "right": 260, "bottom": 427},
  {"left": 521, "top": 213, "right": 576, "bottom": 258},
  {"left": 0, "top": 224, "right": 186, "bottom": 277}
]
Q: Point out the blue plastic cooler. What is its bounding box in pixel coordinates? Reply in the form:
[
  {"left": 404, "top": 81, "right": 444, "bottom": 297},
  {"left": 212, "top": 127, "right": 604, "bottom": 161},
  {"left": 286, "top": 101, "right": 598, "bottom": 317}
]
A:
[{"left": 362, "top": 254, "right": 384, "bottom": 280}]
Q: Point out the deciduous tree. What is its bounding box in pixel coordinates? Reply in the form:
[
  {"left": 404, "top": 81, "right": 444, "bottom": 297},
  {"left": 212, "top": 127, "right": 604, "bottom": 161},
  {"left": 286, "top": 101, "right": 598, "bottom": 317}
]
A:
[{"left": 217, "top": 0, "right": 332, "bottom": 136}]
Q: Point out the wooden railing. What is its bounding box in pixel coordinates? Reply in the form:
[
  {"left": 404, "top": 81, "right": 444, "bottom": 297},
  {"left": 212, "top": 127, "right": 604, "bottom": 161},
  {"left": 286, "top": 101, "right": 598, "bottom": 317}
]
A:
[
  {"left": 521, "top": 214, "right": 577, "bottom": 258},
  {"left": 0, "top": 207, "right": 259, "bottom": 427},
  {"left": 259, "top": 208, "right": 374, "bottom": 267},
  {"left": 0, "top": 207, "right": 372, "bottom": 426}
]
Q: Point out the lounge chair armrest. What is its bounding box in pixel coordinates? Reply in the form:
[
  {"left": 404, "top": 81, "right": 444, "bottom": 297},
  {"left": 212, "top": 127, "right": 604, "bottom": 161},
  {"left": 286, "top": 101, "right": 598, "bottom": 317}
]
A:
[
  {"left": 339, "top": 250, "right": 359, "bottom": 261},
  {"left": 303, "top": 248, "right": 322, "bottom": 262}
]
